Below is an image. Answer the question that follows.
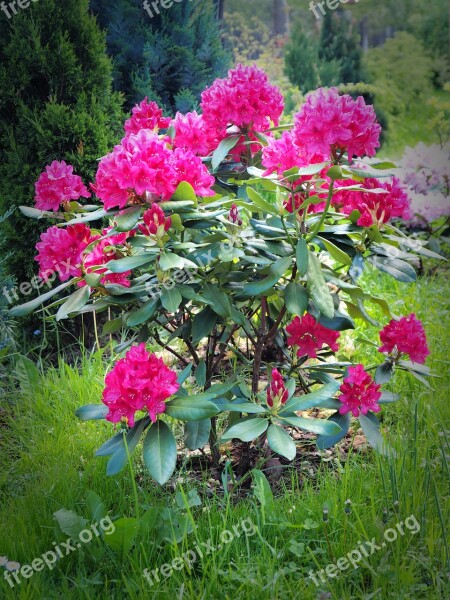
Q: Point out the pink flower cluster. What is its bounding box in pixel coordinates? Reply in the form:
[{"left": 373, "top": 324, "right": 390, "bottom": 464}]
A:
[
  {"left": 332, "top": 176, "right": 411, "bottom": 227},
  {"left": 170, "top": 111, "right": 220, "bottom": 157},
  {"left": 83, "top": 230, "right": 133, "bottom": 288},
  {"left": 338, "top": 364, "right": 382, "bottom": 417},
  {"left": 262, "top": 131, "right": 326, "bottom": 178},
  {"left": 35, "top": 224, "right": 95, "bottom": 282},
  {"left": 102, "top": 343, "right": 179, "bottom": 426},
  {"left": 293, "top": 88, "right": 381, "bottom": 162},
  {"left": 35, "top": 161, "right": 90, "bottom": 211},
  {"left": 35, "top": 225, "right": 133, "bottom": 287},
  {"left": 379, "top": 314, "right": 429, "bottom": 364},
  {"left": 93, "top": 130, "right": 215, "bottom": 210},
  {"left": 286, "top": 314, "right": 340, "bottom": 359},
  {"left": 124, "top": 98, "right": 171, "bottom": 136},
  {"left": 139, "top": 204, "right": 172, "bottom": 237},
  {"left": 262, "top": 131, "right": 304, "bottom": 176},
  {"left": 266, "top": 368, "right": 289, "bottom": 408},
  {"left": 201, "top": 64, "right": 284, "bottom": 133}
]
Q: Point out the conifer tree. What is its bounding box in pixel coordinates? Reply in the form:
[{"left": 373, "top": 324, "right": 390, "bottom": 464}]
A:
[
  {"left": 0, "top": 0, "right": 124, "bottom": 282},
  {"left": 90, "top": 0, "right": 230, "bottom": 112}
]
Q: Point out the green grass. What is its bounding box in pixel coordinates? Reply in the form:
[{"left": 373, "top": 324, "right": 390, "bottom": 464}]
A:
[{"left": 0, "top": 271, "right": 449, "bottom": 599}]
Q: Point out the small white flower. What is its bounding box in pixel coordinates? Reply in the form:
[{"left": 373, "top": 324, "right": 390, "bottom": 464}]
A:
[
  {"left": 0, "top": 556, "right": 8, "bottom": 567},
  {"left": 6, "top": 561, "right": 21, "bottom": 572}
]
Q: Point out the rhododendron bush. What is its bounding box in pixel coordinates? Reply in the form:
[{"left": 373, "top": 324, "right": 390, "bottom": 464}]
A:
[{"left": 12, "top": 65, "right": 440, "bottom": 485}]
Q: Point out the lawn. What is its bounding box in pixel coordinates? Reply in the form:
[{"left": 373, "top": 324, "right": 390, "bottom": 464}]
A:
[{"left": 1, "top": 267, "right": 449, "bottom": 600}]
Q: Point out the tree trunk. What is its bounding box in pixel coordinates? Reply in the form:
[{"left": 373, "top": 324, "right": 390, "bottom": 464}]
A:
[
  {"left": 214, "top": 0, "right": 225, "bottom": 20},
  {"left": 272, "top": 0, "right": 289, "bottom": 36}
]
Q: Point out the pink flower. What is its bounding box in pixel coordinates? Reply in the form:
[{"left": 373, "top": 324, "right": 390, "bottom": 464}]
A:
[
  {"left": 293, "top": 88, "right": 381, "bottom": 162},
  {"left": 35, "top": 160, "right": 90, "bottom": 211},
  {"left": 102, "top": 343, "right": 179, "bottom": 426},
  {"left": 262, "top": 131, "right": 304, "bottom": 176},
  {"left": 170, "top": 148, "right": 216, "bottom": 197},
  {"left": 286, "top": 314, "right": 340, "bottom": 359},
  {"left": 342, "top": 177, "right": 411, "bottom": 227},
  {"left": 35, "top": 224, "right": 96, "bottom": 282},
  {"left": 124, "top": 98, "right": 171, "bottom": 136},
  {"left": 139, "top": 204, "right": 172, "bottom": 237},
  {"left": 93, "top": 130, "right": 215, "bottom": 210},
  {"left": 266, "top": 368, "right": 289, "bottom": 408},
  {"left": 338, "top": 364, "right": 382, "bottom": 417},
  {"left": 319, "top": 176, "right": 411, "bottom": 227},
  {"left": 379, "top": 314, "right": 429, "bottom": 364},
  {"left": 83, "top": 230, "right": 132, "bottom": 287},
  {"left": 170, "top": 111, "right": 221, "bottom": 156},
  {"left": 201, "top": 64, "right": 284, "bottom": 133}
]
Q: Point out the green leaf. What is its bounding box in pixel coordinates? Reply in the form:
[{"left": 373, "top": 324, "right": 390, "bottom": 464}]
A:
[
  {"left": 172, "top": 181, "right": 197, "bottom": 202},
  {"left": 53, "top": 509, "right": 88, "bottom": 538},
  {"left": 212, "top": 135, "right": 240, "bottom": 171},
  {"left": 85, "top": 490, "right": 107, "bottom": 522},
  {"left": 107, "top": 254, "right": 155, "bottom": 273},
  {"left": 95, "top": 431, "right": 125, "bottom": 457},
  {"left": 201, "top": 284, "right": 232, "bottom": 317},
  {"left": 15, "top": 355, "right": 40, "bottom": 395},
  {"left": 195, "top": 359, "right": 206, "bottom": 388},
  {"left": 102, "top": 318, "right": 123, "bottom": 336},
  {"left": 177, "top": 363, "right": 193, "bottom": 385},
  {"left": 242, "top": 256, "right": 292, "bottom": 297},
  {"left": 165, "top": 397, "right": 219, "bottom": 421},
  {"left": 296, "top": 238, "right": 309, "bottom": 277},
  {"left": 369, "top": 257, "right": 417, "bottom": 283},
  {"left": 375, "top": 361, "right": 395, "bottom": 384},
  {"left": 160, "top": 287, "right": 182, "bottom": 313},
  {"left": 192, "top": 306, "right": 217, "bottom": 343},
  {"left": 307, "top": 253, "right": 334, "bottom": 318},
  {"left": 267, "top": 425, "right": 296, "bottom": 460},
  {"left": 20, "top": 205, "right": 63, "bottom": 219},
  {"left": 316, "top": 413, "right": 351, "bottom": 449},
  {"left": 106, "top": 419, "right": 149, "bottom": 476},
  {"left": 127, "top": 298, "right": 160, "bottom": 327},
  {"left": 247, "top": 187, "right": 277, "bottom": 215},
  {"left": 280, "top": 416, "right": 342, "bottom": 436},
  {"left": 252, "top": 468, "right": 274, "bottom": 508},
  {"left": 285, "top": 282, "right": 308, "bottom": 316},
  {"left": 379, "top": 391, "right": 400, "bottom": 404},
  {"left": 318, "top": 237, "right": 352, "bottom": 266},
  {"left": 56, "top": 285, "right": 91, "bottom": 321},
  {"left": 76, "top": 404, "right": 108, "bottom": 421},
  {"left": 175, "top": 489, "right": 202, "bottom": 509},
  {"left": 103, "top": 517, "right": 140, "bottom": 554},
  {"left": 359, "top": 413, "right": 394, "bottom": 456},
  {"left": 159, "top": 252, "right": 185, "bottom": 271},
  {"left": 143, "top": 421, "right": 177, "bottom": 485},
  {"left": 216, "top": 400, "right": 267, "bottom": 414},
  {"left": 114, "top": 206, "right": 141, "bottom": 232},
  {"left": 9, "top": 281, "right": 72, "bottom": 317},
  {"left": 184, "top": 419, "right": 211, "bottom": 450},
  {"left": 220, "top": 418, "right": 269, "bottom": 442},
  {"left": 318, "top": 311, "right": 355, "bottom": 331},
  {"left": 280, "top": 380, "right": 340, "bottom": 413}
]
